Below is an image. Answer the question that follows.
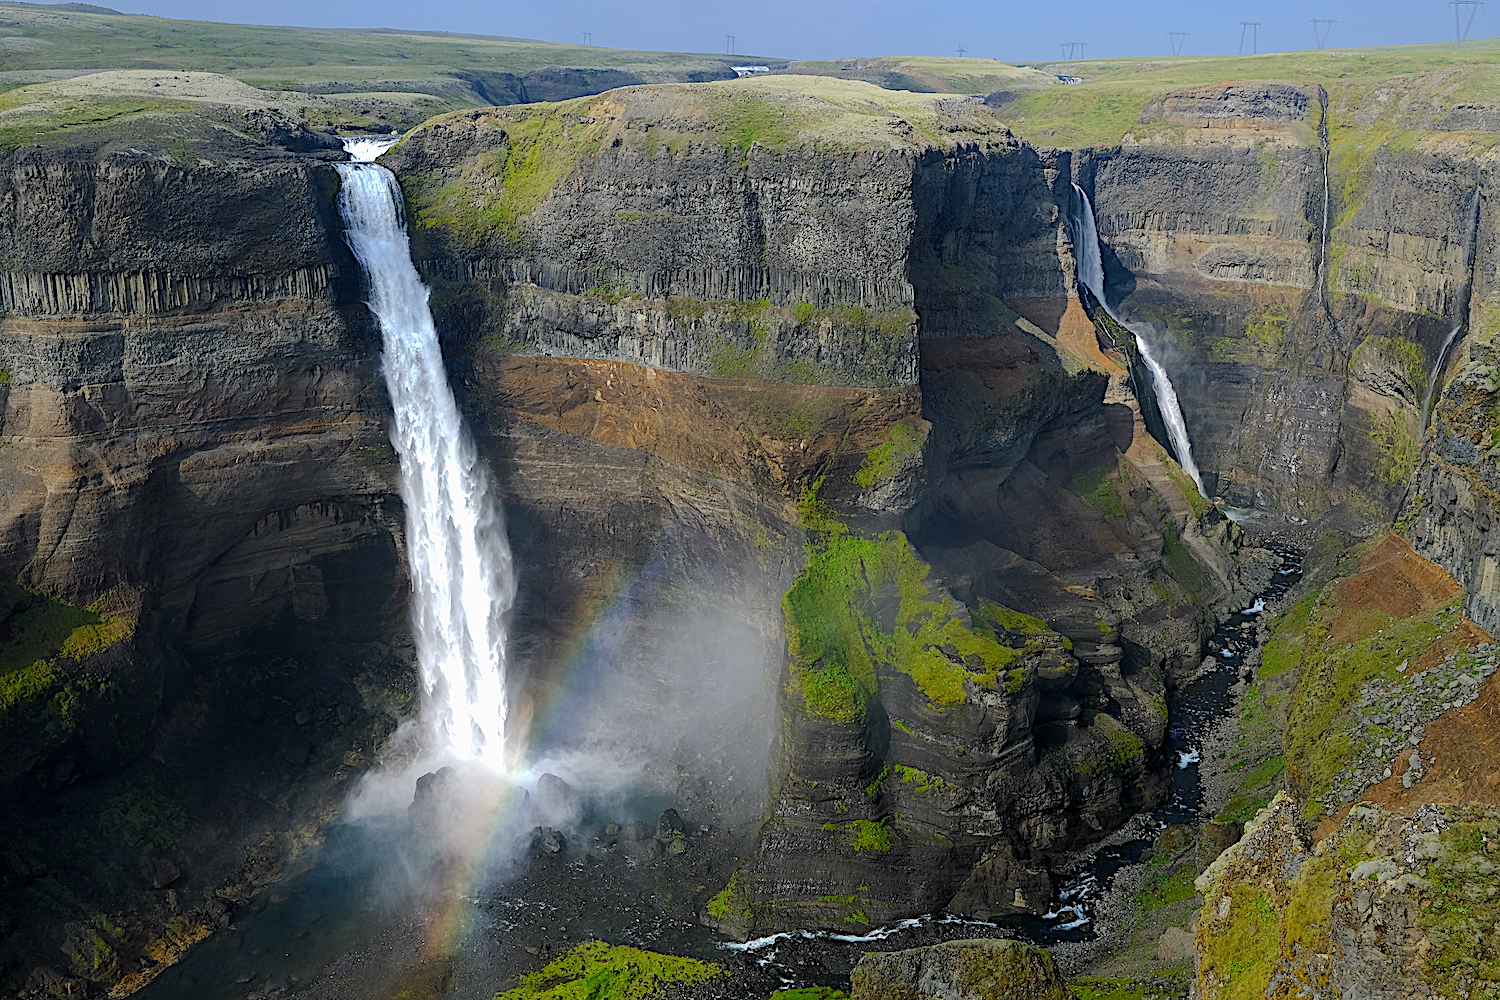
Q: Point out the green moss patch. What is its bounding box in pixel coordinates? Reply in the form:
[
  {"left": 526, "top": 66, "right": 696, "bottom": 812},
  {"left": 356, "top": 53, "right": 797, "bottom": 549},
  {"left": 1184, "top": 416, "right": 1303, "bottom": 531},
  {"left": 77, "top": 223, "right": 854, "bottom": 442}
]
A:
[
  {"left": 1284, "top": 594, "right": 1459, "bottom": 814},
  {"left": 496, "top": 942, "right": 725, "bottom": 1000},
  {"left": 766, "top": 989, "right": 847, "bottom": 1000},
  {"left": 1073, "top": 466, "right": 1126, "bottom": 518},
  {"left": 782, "top": 528, "right": 1023, "bottom": 720},
  {"left": 403, "top": 105, "right": 609, "bottom": 248},
  {"left": 854, "top": 423, "right": 923, "bottom": 488},
  {"left": 0, "top": 591, "right": 101, "bottom": 679},
  {"left": 706, "top": 871, "right": 751, "bottom": 921}
]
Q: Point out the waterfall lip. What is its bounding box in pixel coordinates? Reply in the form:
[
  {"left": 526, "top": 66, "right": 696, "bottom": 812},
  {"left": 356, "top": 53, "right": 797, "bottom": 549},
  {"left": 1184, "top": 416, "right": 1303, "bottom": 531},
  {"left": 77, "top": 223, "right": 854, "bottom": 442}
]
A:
[
  {"left": 1069, "top": 183, "right": 1205, "bottom": 495},
  {"left": 342, "top": 134, "right": 400, "bottom": 164}
]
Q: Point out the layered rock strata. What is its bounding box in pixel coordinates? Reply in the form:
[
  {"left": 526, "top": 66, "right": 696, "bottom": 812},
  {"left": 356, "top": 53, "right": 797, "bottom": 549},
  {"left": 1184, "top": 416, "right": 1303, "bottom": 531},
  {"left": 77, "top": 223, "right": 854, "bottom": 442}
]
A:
[
  {"left": 0, "top": 123, "right": 410, "bottom": 995},
  {"left": 382, "top": 78, "right": 1263, "bottom": 934}
]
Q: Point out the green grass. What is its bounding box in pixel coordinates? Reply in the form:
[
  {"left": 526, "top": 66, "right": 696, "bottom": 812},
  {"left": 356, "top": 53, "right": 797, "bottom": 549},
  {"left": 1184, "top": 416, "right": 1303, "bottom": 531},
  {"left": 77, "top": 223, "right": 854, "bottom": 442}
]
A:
[
  {"left": 0, "top": 4, "right": 758, "bottom": 102},
  {"left": 1195, "top": 885, "right": 1279, "bottom": 1000},
  {"left": 782, "top": 527, "right": 1023, "bottom": 719},
  {"left": 1160, "top": 521, "right": 1211, "bottom": 604},
  {"left": 1260, "top": 593, "right": 1319, "bottom": 678},
  {"left": 1215, "top": 755, "right": 1285, "bottom": 825},
  {"left": 1284, "top": 596, "right": 1459, "bottom": 812},
  {"left": 1421, "top": 807, "right": 1500, "bottom": 996},
  {"left": 766, "top": 990, "right": 847, "bottom": 1000},
  {"left": 496, "top": 942, "right": 725, "bottom": 1000},
  {"left": 1135, "top": 855, "right": 1198, "bottom": 911},
  {"left": 1073, "top": 466, "right": 1127, "bottom": 518}
]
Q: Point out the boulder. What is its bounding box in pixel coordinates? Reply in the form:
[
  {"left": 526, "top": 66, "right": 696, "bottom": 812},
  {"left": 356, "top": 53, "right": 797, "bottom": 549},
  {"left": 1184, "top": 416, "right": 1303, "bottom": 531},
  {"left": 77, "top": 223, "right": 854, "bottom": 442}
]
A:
[
  {"left": 656, "top": 808, "right": 685, "bottom": 839},
  {"left": 850, "top": 938, "right": 1068, "bottom": 1000}
]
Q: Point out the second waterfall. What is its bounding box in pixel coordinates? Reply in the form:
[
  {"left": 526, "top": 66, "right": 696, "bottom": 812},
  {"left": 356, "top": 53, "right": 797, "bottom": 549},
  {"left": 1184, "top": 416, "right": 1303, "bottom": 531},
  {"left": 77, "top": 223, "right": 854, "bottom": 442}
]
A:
[
  {"left": 336, "top": 138, "right": 516, "bottom": 764},
  {"left": 1070, "top": 184, "right": 1204, "bottom": 494}
]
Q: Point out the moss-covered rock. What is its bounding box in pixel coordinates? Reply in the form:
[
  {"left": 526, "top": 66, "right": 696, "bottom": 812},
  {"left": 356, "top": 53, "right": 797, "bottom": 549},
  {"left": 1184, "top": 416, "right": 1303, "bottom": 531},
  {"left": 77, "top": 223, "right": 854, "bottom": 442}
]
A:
[
  {"left": 849, "top": 938, "right": 1067, "bottom": 1000},
  {"left": 495, "top": 942, "right": 726, "bottom": 1000}
]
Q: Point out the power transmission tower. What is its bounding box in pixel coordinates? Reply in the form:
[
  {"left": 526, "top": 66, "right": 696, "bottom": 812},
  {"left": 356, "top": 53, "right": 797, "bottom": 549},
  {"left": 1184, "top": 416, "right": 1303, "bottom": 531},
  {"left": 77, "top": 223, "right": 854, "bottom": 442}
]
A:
[
  {"left": 1452, "top": 1, "right": 1484, "bottom": 45},
  {"left": 1060, "top": 43, "right": 1072, "bottom": 60},
  {"left": 1168, "top": 31, "right": 1188, "bottom": 56},
  {"left": 1239, "top": 21, "right": 1261, "bottom": 55},
  {"left": 1071, "top": 42, "right": 1087, "bottom": 60},
  {"left": 1310, "top": 19, "right": 1336, "bottom": 49},
  {"left": 582, "top": 32, "right": 592, "bottom": 45},
  {"left": 956, "top": 45, "right": 966, "bottom": 57},
  {"left": 726, "top": 35, "right": 735, "bottom": 55}
]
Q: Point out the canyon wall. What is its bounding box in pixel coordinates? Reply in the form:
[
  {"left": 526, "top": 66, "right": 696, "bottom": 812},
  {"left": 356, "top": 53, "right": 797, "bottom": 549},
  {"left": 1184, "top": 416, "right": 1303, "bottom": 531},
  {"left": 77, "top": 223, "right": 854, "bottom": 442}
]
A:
[
  {"left": 381, "top": 80, "right": 1261, "bottom": 934},
  {"left": 1064, "top": 82, "right": 1495, "bottom": 530},
  {"left": 0, "top": 123, "right": 417, "bottom": 995}
]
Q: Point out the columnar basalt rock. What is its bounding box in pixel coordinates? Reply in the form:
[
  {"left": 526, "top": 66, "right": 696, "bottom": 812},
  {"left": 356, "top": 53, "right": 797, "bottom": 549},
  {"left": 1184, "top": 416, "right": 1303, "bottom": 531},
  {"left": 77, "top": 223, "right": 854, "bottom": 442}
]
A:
[{"left": 0, "top": 130, "right": 410, "bottom": 996}]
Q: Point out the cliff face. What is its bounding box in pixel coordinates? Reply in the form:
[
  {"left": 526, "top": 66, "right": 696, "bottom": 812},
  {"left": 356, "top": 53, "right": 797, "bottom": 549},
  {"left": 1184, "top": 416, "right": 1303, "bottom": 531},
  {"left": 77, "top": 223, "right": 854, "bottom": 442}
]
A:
[
  {"left": 1003, "top": 78, "right": 1482, "bottom": 541},
  {"left": 0, "top": 125, "right": 413, "bottom": 995},
  {"left": 383, "top": 78, "right": 1262, "bottom": 934}
]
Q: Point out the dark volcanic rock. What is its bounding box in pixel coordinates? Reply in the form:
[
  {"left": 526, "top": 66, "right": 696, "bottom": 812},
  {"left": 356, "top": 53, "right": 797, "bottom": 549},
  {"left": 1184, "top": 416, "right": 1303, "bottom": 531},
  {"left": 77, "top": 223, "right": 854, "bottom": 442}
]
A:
[{"left": 850, "top": 938, "right": 1069, "bottom": 1000}]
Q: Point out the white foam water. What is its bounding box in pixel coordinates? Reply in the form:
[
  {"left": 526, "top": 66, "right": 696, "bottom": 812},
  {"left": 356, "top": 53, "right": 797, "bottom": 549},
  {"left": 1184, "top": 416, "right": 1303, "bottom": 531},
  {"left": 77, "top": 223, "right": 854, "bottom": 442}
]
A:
[
  {"left": 336, "top": 136, "right": 515, "bottom": 763},
  {"left": 1071, "top": 183, "right": 1204, "bottom": 494}
]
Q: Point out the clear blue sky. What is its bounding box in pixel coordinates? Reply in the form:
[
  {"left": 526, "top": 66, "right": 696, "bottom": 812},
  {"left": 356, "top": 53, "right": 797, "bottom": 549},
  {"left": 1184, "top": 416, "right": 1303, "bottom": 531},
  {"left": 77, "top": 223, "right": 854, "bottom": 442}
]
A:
[{"left": 120, "top": 1, "right": 1484, "bottom": 62}]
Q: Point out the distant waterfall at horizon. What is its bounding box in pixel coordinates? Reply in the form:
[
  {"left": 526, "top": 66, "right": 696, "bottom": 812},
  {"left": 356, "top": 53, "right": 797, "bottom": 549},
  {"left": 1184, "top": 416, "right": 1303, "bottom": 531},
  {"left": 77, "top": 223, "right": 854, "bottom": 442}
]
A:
[
  {"left": 1070, "top": 183, "right": 1204, "bottom": 495},
  {"left": 337, "top": 136, "right": 515, "bottom": 764}
]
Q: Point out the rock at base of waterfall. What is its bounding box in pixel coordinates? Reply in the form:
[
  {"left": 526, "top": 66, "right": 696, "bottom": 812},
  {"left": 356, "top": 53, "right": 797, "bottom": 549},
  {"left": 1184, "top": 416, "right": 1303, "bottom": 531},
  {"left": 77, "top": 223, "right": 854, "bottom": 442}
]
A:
[
  {"left": 850, "top": 938, "right": 1068, "bottom": 1000},
  {"left": 408, "top": 766, "right": 458, "bottom": 835},
  {"left": 656, "top": 808, "right": 685, "bottom": 840}
]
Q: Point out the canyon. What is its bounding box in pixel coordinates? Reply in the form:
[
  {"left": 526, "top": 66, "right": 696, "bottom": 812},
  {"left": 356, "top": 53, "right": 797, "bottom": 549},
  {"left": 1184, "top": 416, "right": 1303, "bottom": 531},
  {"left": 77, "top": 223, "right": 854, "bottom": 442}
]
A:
[{"left": 0, "top": 25, "right": 1499, "bottom": 1000}]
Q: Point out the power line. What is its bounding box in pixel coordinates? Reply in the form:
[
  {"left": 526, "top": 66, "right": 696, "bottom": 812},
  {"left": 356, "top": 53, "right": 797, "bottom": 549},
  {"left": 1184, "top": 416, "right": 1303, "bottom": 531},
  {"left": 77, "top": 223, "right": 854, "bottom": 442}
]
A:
[
  {"left": 1310, "top": 19, "right": 1337, "bottom": 49},
  {"left": 1452, "top": 1, "right": 1484, "bottom": 45},
  {"left": 1168, "top": 31, "right": 1188, "bottom": 56},
  {"left": 1239, "top": 22, "right": 1261, "bottom": 56}
]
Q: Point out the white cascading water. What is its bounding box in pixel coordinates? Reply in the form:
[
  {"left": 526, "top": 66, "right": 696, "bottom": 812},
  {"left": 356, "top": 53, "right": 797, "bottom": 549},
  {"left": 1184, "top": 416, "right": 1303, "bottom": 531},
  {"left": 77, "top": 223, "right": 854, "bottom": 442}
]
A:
[
  {"left": 1420, "top": 323, "right": 1463, "bottom": 430},
  {"left": 337, "top": 136, "right": 515, "bottom": 763},
  {"left": 1070, "top": 184, "right": 1204, "bottom": 494}
]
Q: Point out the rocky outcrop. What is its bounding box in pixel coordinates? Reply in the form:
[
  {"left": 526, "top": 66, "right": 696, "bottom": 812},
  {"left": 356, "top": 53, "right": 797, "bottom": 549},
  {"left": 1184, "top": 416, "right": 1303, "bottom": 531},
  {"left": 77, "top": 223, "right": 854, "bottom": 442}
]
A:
[
  {"left": 849, "top": 938, "right": 1069, "bottom": 1000},
  {"left": 1196, "top": 794, "right": 1500, "bottom": 1000},
  {"left": 1406, "top": 335, "right": 1500, "bottom": 636}
]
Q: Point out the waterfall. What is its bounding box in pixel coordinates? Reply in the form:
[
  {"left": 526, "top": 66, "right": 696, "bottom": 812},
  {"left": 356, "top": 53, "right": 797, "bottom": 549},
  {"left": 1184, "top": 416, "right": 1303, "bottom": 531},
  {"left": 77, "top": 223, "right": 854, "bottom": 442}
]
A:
[
  {"left": 1420, "top": 323, "right": 1463, "bottom": 430},
  {"left": 1069, "top": 184, "right": 1205, "bottom": 494},
  {"left": 336, "top": 137, "right": 516, "bottom": 764}
]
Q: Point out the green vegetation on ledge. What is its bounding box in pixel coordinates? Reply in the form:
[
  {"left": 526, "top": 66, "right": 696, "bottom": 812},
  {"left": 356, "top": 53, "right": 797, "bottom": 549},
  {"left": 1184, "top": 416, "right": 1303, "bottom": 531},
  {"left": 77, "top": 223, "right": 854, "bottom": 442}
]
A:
[
  {"left": 495, "top": 942, "right": 724, "bottom": 1000},
  {"left": 782, "top": 513, "right": 1025, "bottom": 721}
]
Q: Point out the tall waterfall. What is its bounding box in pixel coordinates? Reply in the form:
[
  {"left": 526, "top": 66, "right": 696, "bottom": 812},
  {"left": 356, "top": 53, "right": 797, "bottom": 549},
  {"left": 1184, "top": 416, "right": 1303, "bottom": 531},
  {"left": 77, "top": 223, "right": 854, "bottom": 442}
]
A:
[
  {"left": 1070, "top": 184, "right": 1204, "bottom": 494},
  {"left": 337, "top": 137, "right": 515, "bottom": 763}
]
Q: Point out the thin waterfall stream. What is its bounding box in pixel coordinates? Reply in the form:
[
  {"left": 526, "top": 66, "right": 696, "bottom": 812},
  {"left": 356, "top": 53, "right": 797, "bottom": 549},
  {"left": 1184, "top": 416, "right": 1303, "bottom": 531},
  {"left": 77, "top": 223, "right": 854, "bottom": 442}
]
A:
[
  {"left": 337, "top": 137, "right": 515, "bottom": 764},
  {"left": 1070, "top": 184, "right": 1204, "bottom": 493}
]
